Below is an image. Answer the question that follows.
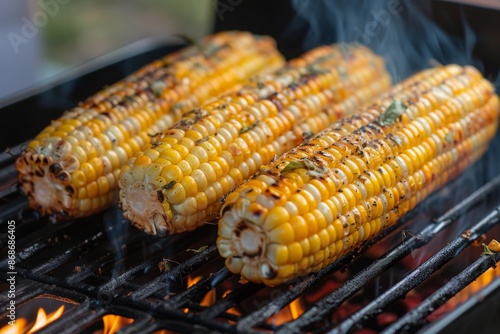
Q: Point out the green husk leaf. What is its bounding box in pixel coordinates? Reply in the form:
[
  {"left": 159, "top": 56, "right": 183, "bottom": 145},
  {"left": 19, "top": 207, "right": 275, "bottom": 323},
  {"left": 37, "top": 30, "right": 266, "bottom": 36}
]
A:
[
  {"left": 151, "top": 81, "right": 167, "bottom": 97},
  {"left": 187, "top": 245, "right": 209, "bottom": 254},
  {"left": 482, "top": 243, "right": 494, "bottom": 256},
  {"left": 281, "top": 161, "right": 307, "bottom": 173},
  {"left": 240, "top": 121, "right": 260, "bottom": 134},
  {"left": 378, "top": 100, "right": 407, "bottom": 126}
]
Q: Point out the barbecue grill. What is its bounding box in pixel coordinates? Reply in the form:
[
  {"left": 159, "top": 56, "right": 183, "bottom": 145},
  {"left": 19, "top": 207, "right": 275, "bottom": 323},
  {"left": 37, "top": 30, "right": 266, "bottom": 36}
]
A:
[{"left": 2, "top": 0, "right": 500, "bottom": 333}]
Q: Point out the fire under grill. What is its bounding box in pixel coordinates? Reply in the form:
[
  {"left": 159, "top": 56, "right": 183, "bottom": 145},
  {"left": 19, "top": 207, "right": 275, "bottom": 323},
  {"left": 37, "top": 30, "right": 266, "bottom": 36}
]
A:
[{"left": 2, "top": 1, "right": 500, "bottom": 333}]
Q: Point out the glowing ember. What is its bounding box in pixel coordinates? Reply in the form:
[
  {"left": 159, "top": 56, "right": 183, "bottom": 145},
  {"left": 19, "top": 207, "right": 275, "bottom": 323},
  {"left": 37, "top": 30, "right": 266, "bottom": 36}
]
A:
[
  {"left": 182, "top": 276, "right": 216, "bottom": 313},
  {"left": 0, "top": 320, "right": 26, "bottom": 334},
  {"left": 0, "top": 306, "right": 64, "bottom": 334},
  {"left": 226, "top": 307, "right": 241, "bottom": 316},
  {"left": 440, "top": 263, "right": 500, "bottom": 312},
  {"left": 288, "top": 299, "right": 304, "bottom": 320},
  {"left": 100, "top": 315, "right": 133, "bottom": 334},
  {"left": 268, "top": 299, "right": 305, "bottom": 326}
]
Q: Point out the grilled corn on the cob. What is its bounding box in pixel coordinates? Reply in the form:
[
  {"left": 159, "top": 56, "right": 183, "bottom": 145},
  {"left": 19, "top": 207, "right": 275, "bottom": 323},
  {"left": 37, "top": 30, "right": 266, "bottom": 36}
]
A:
[
  {"left": 16, "top": 31, "right": 284, "bottom": 219},
  {"left": 119, "top": 44, "right": 391, "bottom": 235},
  {"left": 217, "top": 64, "right": 499, "bottom": 286}
]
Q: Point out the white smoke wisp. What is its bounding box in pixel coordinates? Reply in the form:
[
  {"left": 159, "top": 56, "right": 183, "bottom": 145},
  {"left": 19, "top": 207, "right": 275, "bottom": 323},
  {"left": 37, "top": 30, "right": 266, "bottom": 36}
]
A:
[{"left": 290, "top": 0, "right": 480, "bottom": 81}]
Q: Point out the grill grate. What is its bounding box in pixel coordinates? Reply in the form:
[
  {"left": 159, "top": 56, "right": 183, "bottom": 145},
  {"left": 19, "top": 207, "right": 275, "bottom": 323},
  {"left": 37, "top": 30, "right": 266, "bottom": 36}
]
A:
[{"left": 2, "top": 140, "right": 500, "bottom": 333}]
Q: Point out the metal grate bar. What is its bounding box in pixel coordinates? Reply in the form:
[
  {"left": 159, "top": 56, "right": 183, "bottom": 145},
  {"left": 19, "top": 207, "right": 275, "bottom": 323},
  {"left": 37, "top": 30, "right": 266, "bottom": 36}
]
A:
[
  {"left": 0, "top": 276, "right": 43, "bottom": 307},
  {"left": 131, "top": 245, "right": 219, "bottom": 299},
  {"left": 30, "top": 231, "right": 108, "bottom": 275},
  {"left": 166, "top": 267, "right": 231, "bottom": 308},
  {"left": 329, "top": 206, "right": 500, "bottom": 334},
  {"left": 0, "top": 199, "right": 28, "bottom": 223},
  {"left": 384, "top": 251, "right": 500, "bottom": 333},
  {"left": 114, "top": 313, "right": 154, "bottom": 334},
  {"left": 4, "top": 221, "right": 73, "bottom": 260},
  {"left": 37, "top": 301, "right": 105, "bottom": 334},
  {"left": 116, "top": 295, "right": 237, "bottom": 334},
  {"left": 200, "top": 281, "right": 262, "bottom": 319},
  {"left": 97, "top": 260, "right": 156, "bottom": 291}
]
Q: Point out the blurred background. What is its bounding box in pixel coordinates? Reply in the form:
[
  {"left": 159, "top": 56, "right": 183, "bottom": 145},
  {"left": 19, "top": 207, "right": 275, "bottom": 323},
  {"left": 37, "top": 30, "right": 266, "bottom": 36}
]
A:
[
  {"left": 0, "top": 0, "right": 213, "bottom": 100},
  {"left": 1, "top": 0, "right": 499, "bottom": 103}
]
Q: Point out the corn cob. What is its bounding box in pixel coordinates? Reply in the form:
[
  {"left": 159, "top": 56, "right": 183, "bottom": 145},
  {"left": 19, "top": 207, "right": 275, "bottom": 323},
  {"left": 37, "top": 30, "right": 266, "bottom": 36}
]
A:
[
  {"left": 119, "top": 44, "right": 391, "bottom": 236},
  {"left": 217, "top": 64, "right": 499, "bottom": 286},
  {"left": 16, "top": 31, "right": 285, "bottom": 219}
]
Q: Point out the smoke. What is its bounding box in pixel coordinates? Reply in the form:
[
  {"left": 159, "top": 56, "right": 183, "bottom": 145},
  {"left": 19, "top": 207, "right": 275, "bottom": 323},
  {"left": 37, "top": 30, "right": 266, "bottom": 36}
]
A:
[
  {"left": 102, "top": 204, "right": 128, "bottom": 279},
  {"left": 289, "top": 0, "right": 480, "bottom": 81}
]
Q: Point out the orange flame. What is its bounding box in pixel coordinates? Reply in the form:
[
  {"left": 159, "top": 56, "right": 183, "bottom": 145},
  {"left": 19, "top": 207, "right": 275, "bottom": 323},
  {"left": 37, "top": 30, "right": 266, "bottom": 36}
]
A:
[
  {"left": 445, "top": 264, "right": 500, "bottom": 309},
  {"left": 183, "top": 276, "right": 216, "bottom": 313},
  {"left": 226, "top": 307, "right": 241, "bottom": 317},
  {"left": 268, "top": 299, "right": 305, "bottom": 326},
  {"left": 0, "top": 305, "right": 64, "bottom": 334},
  {"left": 101, "top": 315, "right": 133, "bottom": 334}
]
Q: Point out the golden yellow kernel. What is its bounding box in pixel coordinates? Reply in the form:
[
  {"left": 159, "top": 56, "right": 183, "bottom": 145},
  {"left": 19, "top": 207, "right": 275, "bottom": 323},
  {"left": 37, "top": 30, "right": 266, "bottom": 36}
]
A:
[
  {"left": 144, "top": 163, "right": 162, "bottom": 180},
  {"left": 309, "top": 179, "right": 329, "bottom": 200},
  {"left": 177, "top": 160, "right": 193, "bottom": 176},
  {"left": 97, "top": 176, "right": 110, "bottom": 195},
  {"left": 72, "top": 145, "right": 88, "bottom": 163},
  {"left": 289, "top": 193, "right": 309, "bottom": 215},
  {"left": 192, "top": 169, "right": 208, "bottom": 190},
  {"left": 185, "top": 154, "right": 201, "bottom": 170},
  {"left": 80, "top": 162, "right": 96, "bottom": 183},
  {"left": 161, "top": 165, "right": 183, "bottom": 183},
  {"left": 267, "top": 244, "right": 289, "bottom": 266},
  {"left": 130, "top": 159, "right": 147, "bottom": 182},
  {"left": 199, "top": 162, "right": 217, "bottom": 184},
  {"left": 229, "top": 168, "right": 243, "bottom": 186},
  {"left": 181, "top": 176, "right": 198, "bottom": 198},
  {"left": 185, "top": 129, "right": 204, "bottom": 141},
  {"left": 76, "top": 187, "right": 86, "bottom": 200},
  {"left": 143, "top": 148, "right": 160, "bottom": 161},
  {"left": 172, "top": 144, "right": 189, "bottom": 158},
  {"left": 288, "top": 242, "right": 304, "bottom": 263},
  {"left": 277, "top": 264, "right": 295, "bottom": 280},
  {"left": 268, "top": 222, "right": 295, "bottom": 244},
  {"left": 71, "top": 170, "right": 87, "bottom": 188},
  {"left": 165, "top": 183, "right": 186, "bottom": 204},
  {"left": 263, "top": 206, "right": 290, "bottom": 231},
  {"left": 300, "top": 238, "right": 311, "bottom": 257},
  {"left": 161, "top": 149, "right": 182, "bottom": 165},
  {"left": 79, "top": 198, "right": 92, "bottom": 211},
  {"left": 152, "top": 176, "right": 167, "bottom": 189},
  {"left": 309, "top": 234, "right": 321, "bottom": 254}
]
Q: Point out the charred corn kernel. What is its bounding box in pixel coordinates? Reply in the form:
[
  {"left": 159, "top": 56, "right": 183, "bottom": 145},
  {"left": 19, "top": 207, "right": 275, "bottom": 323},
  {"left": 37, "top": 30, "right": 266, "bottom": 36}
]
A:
[
  {"left": 16, "top": 31, "right": 285, "bottom": 219},
  {"left": 218, "top": 64, "right": 500, "bottom": 286},
  {"left": 120, "top": 43, "right": 391, "bottom": 235}
]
